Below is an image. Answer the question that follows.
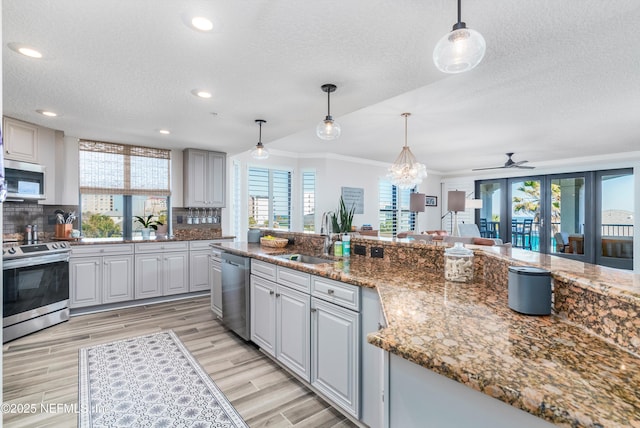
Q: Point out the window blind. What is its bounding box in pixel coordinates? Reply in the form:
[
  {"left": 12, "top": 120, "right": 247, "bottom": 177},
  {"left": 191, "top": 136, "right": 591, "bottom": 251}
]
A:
[
  {"left": 248, "top": 167, "right": 270, "bottom": 228},
  {"left": 302, "top": 171, "right": 316, "bottom": 231},
  {"left": 272, "top": 170, "right": 291, "bottom": 229},
  {"left": 248, "top": 167, "right": 291, "bottom": 230},
  {"left": 79, "top": 140, "right": 171, "bottom": 196}
]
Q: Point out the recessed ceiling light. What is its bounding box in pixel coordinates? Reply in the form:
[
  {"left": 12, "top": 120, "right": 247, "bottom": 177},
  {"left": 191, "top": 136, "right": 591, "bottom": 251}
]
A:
[
  {"left": 191, "top": 89, "right": 212, "bottom": 99},
  {"left": 8, "top": 43, "right": 43, "bottom": 59},
  {"left": 191, "top": 16, "right": 213, "bottom": 31},
  {"left": 36, "top": 109, "right": 57, "bottom": 117},
  {"left": 159, "top": 129, "right": 171, "bottom": 135}
]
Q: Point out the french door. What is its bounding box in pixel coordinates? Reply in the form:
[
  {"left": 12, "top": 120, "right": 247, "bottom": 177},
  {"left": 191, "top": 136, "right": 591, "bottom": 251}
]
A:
[{"left": 476, "top": 168, "right": 633, "bottom": 269}]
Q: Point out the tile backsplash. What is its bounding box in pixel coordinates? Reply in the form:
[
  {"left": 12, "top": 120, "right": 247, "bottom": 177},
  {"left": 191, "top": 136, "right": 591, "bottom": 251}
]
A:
[
  {"left": 2, "top": 203, "right": 225, "bottom": 241},
  {"left": 2, "top": 202, "right": 79, "bottom": 241}
]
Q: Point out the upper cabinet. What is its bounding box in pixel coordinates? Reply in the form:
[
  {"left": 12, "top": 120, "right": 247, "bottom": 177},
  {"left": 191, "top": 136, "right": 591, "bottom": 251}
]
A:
[
  {"left": 183, "top": 148, "right": 226, "bottom": 208},
  {"left": 3, "top": 117, "right": 39, "bottom": 163}
]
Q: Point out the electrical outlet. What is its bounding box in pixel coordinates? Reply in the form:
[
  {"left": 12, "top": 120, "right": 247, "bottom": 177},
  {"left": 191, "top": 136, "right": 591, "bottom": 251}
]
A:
[
  {"left": 371, "top": 247, "right": 384, "bottom": 258},
  {"left": 177, "top": 215, "right": 183, "bottom": 224},
  {"left": 354, "top": 244, "right": 366, "bottom": 256}
]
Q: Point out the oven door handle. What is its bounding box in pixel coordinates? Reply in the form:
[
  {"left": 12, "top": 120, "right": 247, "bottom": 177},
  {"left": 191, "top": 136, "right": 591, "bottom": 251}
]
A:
[{"left": 3, "top": 252, "right": 70, "bottom": 270}]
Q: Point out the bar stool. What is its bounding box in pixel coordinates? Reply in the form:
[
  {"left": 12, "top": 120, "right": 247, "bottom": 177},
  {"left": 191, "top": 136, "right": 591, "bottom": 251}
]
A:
[{"left": 521, "top": 219, "right": 533, "bottom": 250}]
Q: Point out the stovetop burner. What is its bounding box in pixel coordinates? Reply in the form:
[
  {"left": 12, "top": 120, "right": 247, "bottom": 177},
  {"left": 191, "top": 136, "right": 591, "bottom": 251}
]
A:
[{"left": 2, "top": 241, "right": 71, "bottom": 260}]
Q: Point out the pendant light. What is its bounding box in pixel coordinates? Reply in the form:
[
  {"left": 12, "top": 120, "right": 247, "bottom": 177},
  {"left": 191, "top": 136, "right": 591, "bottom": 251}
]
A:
[
  {"left": 316, "top": 84, "right": 341, "bottom": 140},
  {"left": 433, "top": 0, "right": 486, "bottom": 73},
  {"left": 251, "top": 119, "right": 269, "bottom": 160},
  {"left": 387, "top": 113, "right": 427, "bottom": 189}
]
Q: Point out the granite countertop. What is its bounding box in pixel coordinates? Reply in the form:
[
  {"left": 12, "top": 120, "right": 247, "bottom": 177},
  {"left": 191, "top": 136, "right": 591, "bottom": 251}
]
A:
[{"left": 215, "top": 241, "right": 640, "bottom": 428}]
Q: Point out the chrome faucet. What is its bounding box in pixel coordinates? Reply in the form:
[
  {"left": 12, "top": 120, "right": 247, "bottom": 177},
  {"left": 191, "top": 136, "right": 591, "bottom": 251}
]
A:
[{"left": 320, "top": 211, "right": 334, "bottom": 255}]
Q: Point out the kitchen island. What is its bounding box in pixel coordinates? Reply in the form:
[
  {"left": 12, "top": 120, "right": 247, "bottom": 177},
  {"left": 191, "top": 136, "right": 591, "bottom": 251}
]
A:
[{"left": 215, "top": 239, "right": 640, "bottom": 428}]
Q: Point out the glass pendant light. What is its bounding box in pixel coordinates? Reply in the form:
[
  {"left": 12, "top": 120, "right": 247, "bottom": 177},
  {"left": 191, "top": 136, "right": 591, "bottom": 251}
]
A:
[
  {"left": 387, "top": 113, "right": 428, "bottom": 189},
  {"left": 316, "top": 84, "right": 341, "bottom": 140},
  {"left": 251, "top": 119, "right": 269, "bottom": 160},
  {"left": 433, "top": 0, "right": 486, "bottom": 74}
]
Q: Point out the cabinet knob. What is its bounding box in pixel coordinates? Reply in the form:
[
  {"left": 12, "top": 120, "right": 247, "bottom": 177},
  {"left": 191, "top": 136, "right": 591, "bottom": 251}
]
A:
[
  {"left": 328, "top": 289, "right": 335, "bottom": 295},
  {"left": 269, "top": 290, "right": 275, "bottom": 295},
  {"left": 311, "top": 308, "right": 317, "bottom": 313},
  {"left": 95, "top": 261, "right": 99, "bottom": 265},
  {"left": 275, "top": 293, "right": 281, "bottom": 297}
]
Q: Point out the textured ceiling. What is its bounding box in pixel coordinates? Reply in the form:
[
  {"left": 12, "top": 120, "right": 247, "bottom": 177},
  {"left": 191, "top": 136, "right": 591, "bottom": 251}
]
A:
[{"left": 3, "top": 1, "right": 640, "bottom": 175}]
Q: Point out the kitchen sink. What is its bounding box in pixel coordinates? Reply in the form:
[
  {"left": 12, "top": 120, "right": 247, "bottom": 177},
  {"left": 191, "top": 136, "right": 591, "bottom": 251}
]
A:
[{"left": 277, "top": 254, "right": 335, "bottom": 264}]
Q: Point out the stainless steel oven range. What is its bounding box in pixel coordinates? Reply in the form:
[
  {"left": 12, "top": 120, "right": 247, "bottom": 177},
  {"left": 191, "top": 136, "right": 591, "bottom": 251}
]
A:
[{"left": 3, "top": 241, "right": 71, "bottom": 343}]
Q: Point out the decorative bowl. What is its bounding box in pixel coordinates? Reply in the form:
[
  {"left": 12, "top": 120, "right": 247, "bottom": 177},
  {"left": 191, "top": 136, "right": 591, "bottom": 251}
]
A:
[{"left": 260, "top": 237, "right": 288, "bottom": 248}]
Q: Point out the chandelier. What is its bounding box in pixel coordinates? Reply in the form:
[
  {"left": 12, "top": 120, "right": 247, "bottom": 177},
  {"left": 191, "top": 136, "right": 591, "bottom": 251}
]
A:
[{"left": 387, "top": 113, "right": 427, "bottom": 189}]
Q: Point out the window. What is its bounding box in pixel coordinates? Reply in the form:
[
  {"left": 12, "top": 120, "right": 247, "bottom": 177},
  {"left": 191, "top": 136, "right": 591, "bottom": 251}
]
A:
[
  {"left": 379, "top": 179, "right": 415, "bottom": 237},
  {"left": 248, "top": 167, "right": 291, "bottom": 230},
  {"left": 79, "top": 140, "right": 171, "bottom": 239},
  {"left": 302, "top": 171, "right": 316, "bottom": 231}
]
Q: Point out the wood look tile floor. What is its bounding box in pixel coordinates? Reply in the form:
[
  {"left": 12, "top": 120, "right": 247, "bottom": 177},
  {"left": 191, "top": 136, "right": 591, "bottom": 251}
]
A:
[{"left": 3, "top": 296, "right": 358, "bottom": 428}]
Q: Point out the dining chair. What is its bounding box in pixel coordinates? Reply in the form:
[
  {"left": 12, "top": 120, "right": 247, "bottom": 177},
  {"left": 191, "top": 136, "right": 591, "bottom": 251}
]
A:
[
  {"left": 521, "top": 219, "right": 533, "bottom": 250},
  {"left": 511, "top": 220, "right": 522, "bottom": 247},
  {"left": 554, "top": 232, "right": 569, "bottom": 253},
  {"left": 479, "top": 218, "right": 488, "bottom": 237}
]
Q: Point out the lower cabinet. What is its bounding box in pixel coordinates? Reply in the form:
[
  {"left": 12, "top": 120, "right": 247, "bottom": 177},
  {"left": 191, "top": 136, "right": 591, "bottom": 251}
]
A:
[
  {"left": 250, "top": 260, "right": 364, "bottom": 419},
  {"left": 311, "top": 296, "right": 360, "bottom": 418},
  {"left": 135, "top": 251, "right": 188, "bottom": 298},
  {"left": 250, "top": 274, "right": 311, "bottom": 382},
  {"left": 134, "top": 242, "right": 189, "bottom": 299},
  {"left": 210, "top": 251, "right": 222, "bottom": 318},
  {"left": 70, "top": 244, "right": 134, "bottom": 308},
  {"left": 189, "top": 249, "right": 211, "bottom": 292}
]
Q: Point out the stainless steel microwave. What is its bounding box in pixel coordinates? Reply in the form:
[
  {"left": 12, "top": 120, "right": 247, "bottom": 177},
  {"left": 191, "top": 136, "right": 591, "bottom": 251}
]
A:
[{"left": 3, "top": 159, "right": 46, "bottom": 200}]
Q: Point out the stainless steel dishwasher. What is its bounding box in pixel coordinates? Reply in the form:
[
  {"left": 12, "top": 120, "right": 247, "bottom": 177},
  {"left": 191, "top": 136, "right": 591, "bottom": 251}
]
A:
[{"left": 220, "top": 252, "right": 251, "bottom": 340}]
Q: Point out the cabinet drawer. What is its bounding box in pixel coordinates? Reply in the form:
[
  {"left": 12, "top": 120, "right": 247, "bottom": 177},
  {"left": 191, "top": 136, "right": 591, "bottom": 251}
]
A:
[
  {"left": 135, "top": 241, "right": 189, "bottom": 253},
  {"left": 277, "top": 266, "right": 310, "bottom": 294},
  {"left": 71, "top": 244, "right": 134, "bottom": 258},
  {"left": 251, "top": 259, "right": 277, "bottom": 282},
  {"left": 311, "top": 276, "right": 360, "bottom": 311},
  {"left": 189, "top": 240, "right": 216, "bottom": 250}
]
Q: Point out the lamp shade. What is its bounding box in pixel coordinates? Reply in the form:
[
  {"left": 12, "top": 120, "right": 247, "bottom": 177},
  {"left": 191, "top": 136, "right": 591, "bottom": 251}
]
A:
[
  {"left": 447, "top": 190, "right": 466, "bottom": 212},
  {"left": 466, "top": 199, "right": 483, "bottom": 209},
  {"left": 410, "top": 193, "right": 426, "bottom": 212}
]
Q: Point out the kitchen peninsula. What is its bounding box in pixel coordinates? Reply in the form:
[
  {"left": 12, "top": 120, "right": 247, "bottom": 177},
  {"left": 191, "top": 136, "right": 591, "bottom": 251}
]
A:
[{"left": 215, "top": 235, "right": 640, "bottom": 428}]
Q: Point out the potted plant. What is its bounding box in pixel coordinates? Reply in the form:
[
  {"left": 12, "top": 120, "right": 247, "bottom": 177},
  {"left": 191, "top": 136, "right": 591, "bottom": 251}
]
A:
[
  {"left": 331, "top": 196, "right": 356, "bottom": 234},
  {"left": 134, "top": 215, "right": 163, "bottom": 240}
]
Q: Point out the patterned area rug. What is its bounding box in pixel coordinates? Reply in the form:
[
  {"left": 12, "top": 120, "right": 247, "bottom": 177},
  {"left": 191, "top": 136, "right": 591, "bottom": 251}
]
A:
[{"left": 79, "top": 330, "right": 248, "bottom": 428}]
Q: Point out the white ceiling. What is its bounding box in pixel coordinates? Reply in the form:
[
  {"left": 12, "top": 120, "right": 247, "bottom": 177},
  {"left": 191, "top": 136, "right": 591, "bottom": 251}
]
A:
[{"left": 3, "top": 1, "right": 640, "bottom": 175}]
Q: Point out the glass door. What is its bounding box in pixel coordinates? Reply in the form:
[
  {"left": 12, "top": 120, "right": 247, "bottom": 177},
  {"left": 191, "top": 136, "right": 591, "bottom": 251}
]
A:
[
  {"left": 547, "top": 174, "right": 589, "bottom": 260},
  {"left": 509, "top": 178, "right": 543, "bottom": 251},
  {"left": 477, "top": 180, "right": 505, "bottom": 241},
  {"left": 596, "top": 169, "right": 634, "bottom": 270}
]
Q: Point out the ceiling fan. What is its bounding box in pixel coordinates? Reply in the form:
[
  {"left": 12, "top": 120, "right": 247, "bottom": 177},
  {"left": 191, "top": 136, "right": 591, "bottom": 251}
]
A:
[{"left": 472, "top": 153, "right": 535, "bottom": 171}]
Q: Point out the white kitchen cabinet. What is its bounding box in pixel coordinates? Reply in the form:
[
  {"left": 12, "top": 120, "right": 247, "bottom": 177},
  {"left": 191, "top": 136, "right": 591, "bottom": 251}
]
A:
[
  {"left": 102, "top": 255, "right": 134, "bottom": 303},
  {"left": 70, "top": 244, "right": 134, "bottom": 308},
  {"left": 163, "top": 252, "right": 189, "bottom": 295},
  {"left": 70, "top": 256, "right": 101, "bottom": 307},
  {"left": 3, "top": 117, "right": 38, "bottom": 163},
  {"left": 311, "top": 296, "right": 360, "bottom": 418},
  {"left": 250, "top": 267, "right": 311, "bottom": 382},
  {"left": 211, "top": 252, "right": 222, "bottom": 317},
  {"left": 183, "top": 148, "right": 226, "bottom": 207},
  {"left": 250, "top": 275, "right": 277, "bottom": 356},
  {"left": 134, "top": 242, "right": 189, "bottom": 299},
  {"left": 134, "top": 253, "right": 163, "bottom": 299},
  {"left": 277, "top": 284, "right": 311, "bottom": 381},
  {"left": 189, "top": 249, "right": 211, "bottom": 292}
]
